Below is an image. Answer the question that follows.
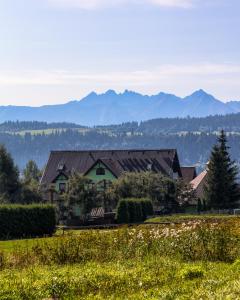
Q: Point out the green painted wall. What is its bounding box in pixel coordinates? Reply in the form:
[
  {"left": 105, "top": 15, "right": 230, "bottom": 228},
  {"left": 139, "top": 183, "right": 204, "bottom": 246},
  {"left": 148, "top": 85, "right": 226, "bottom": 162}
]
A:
[
  {"left": 85, "top": 162, "right": 117, "bottom": 182},
  {"left": 52, "top": 163, "right": 117, "bottom": 219},
  {"left": 53, "top": 162, "right": 116, "bottom": 192},
  {"left": 54, "top": 174, "right": 68, "bottom": 192}
]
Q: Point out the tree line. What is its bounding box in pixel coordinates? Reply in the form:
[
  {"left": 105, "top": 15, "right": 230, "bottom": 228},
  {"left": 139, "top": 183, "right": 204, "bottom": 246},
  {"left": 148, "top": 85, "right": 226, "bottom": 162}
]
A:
[
  {"left": 2, "top": 113, "right": 240, "bottom": 134},
  {"left": 0, "top": 145, "right": 42, "bottom": 204},
  {"left": 1, "top": 129, "right": 240, "bottom": 171}
]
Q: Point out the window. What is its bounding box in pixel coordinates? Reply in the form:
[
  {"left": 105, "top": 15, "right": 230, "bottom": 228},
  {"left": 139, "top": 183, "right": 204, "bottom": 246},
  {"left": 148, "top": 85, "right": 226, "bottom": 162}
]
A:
[
  {"left": 59, "top": 182, "right": 66, "bottom": 193},
  {"left": 96, "top": 167, "right": 105, "bottom": 175}
]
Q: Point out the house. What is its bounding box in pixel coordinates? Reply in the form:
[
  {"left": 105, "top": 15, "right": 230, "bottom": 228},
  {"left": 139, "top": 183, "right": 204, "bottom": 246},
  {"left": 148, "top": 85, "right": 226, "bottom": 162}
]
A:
[
  {"left": 40, "top": 149, "right": 187, "bottom": 223},
  {"left": 190, "top": 170, "right": 208, "bottom": 199},
  {"left": 181, "top": 166, "right": 197, "bottom": 183},
  {"left": 41, "top": 149, "right": 183, "bottom": 199}
]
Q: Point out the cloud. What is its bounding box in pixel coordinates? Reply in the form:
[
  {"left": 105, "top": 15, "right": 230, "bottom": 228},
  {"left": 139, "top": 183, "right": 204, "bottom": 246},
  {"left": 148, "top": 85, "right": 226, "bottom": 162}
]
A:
[
  {"left": 148, "top": 0, "right": 194, "bottom": 8},
  {"left": 1, "top": 63, "right": 239, "bottom": 86},
  {"left": 1, "top": 63, "right": 240, "bottom": 105},
  {"left": 48, "top": 0, "right": 195, "bottom": 10},
  {"left": 1, "top": 63, "right": 240, "bottom": 104}
]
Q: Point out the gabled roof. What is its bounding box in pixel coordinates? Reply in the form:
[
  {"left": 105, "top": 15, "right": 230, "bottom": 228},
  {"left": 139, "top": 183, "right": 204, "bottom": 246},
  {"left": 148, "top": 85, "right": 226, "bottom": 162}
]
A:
[
  {"left": 52, "top": 171, "right": 69, "bottom": 183},
  {"left": 84, "top": 158, "right": 120, "bottom": 178},
  {"left": 191, "top": 170, "right": 208, "bottom": 190},
  {"left": 41, "top": 149, "right": 182, "bottom": 185},
  {"left": 181, "top": 166, "right": 197, "bottom": 183}
]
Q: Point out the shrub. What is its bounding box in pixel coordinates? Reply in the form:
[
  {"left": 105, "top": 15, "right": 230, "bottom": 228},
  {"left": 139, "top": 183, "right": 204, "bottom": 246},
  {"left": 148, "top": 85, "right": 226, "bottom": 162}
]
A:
[
  {"left": 116, "top": 200, "right": 129, "bottom": 224},
  {"left": 0, "top": 204, "right": 56, "bottom": 239},
  {"left": 140, "top": 198, "right": 153, "bottom": 219},
  {"left": 127, "top": 200, "right": 136, "bottom": 223},
  {"left": 179, "top": 266, "right": 205, "bottom": 280},
  {"left": 116, "top": 198, "right": 153, "bottom": 224},
  {"left": 134, "top": 200, "right": 143, "bottom": 222}
]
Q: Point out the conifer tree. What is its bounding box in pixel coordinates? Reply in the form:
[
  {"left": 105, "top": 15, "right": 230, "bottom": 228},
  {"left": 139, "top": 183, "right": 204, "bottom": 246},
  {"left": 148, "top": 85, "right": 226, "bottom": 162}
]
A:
[
  {"left": 0, "top": 144, "right": 20, "bottom": 202},
  {"left": 23, "top": 160, "right": 41, "bottom": 183},
  {"left": 205, "top": 130, "right": 239, "bottom": 209}
]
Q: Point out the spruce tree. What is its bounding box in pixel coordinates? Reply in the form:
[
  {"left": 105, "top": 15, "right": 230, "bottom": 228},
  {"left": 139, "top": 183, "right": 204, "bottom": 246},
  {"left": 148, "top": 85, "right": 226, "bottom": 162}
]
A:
[
  {"left": 205, "top": 130, "right": 239, "bottom": 209},
  {"left": 23, "top": 160, "right": 41, "bottom": 183},
  {"left": 0, "top": 145, "right": 20, "bottom": 202}
]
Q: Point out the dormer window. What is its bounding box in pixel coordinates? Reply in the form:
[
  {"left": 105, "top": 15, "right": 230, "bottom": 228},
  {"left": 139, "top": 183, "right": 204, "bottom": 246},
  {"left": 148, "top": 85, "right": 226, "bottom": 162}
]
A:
[
  {"left": 96, "top": 167, "right": 105, "bottom": 175},
  {"left": 57, "top": 163, "right": 65, "bottom": 172}
]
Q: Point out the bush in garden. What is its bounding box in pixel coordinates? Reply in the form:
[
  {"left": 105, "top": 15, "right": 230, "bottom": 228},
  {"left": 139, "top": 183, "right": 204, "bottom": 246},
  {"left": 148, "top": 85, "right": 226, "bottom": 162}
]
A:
[
  {"left": 116, "top": 200, "right": 129, "bottom": 224},
  {"left": 116, "top": 198, "right": 153, "bottom": 223},
  {"left": 0, "top": 204, "right": 56, "bottom": 239},
  {"left": 134, "top": 200, "right": 143, "bottom": 222},
  {"left": 140, "top": 198, "right": 153, "bottom": 219},
  {"left": 127, "top": 200, "right": 136, "bottom": 223}
]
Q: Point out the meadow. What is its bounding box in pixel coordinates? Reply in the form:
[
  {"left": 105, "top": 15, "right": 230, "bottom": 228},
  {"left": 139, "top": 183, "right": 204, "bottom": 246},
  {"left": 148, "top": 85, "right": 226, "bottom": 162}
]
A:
[{"left": 0, "top": 216, "right": 240, "bottom": 299}]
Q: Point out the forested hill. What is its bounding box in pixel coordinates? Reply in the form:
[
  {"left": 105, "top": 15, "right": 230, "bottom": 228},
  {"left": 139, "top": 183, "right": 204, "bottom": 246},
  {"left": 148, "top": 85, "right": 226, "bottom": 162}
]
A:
[
  {"left": 98, "top": 113, "right": 240, "bottom": 134},
  {"left": 1, "top": 129, "right": 240, "bottom": 172},
  {"left": 1, "top": 115, "right": 240, "bottom": 172},
  {"left": 1, "top": 112, "right": 240, "bottom": 134},
  {"left": 0, "top": 121, "right": 85, "bottom": 132}
]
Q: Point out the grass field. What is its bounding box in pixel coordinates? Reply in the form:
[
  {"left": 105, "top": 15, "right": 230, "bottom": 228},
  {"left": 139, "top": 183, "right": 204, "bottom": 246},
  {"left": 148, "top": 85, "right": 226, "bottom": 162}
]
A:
[
  {"left": 0, "top": 216, "right": 240, "bottom": 299},
  {"left": 6, "top": 127, "right": 114, "bottom": 136},
  {"left": 8, "top": 127, "right": 91, "bottom": 136}
]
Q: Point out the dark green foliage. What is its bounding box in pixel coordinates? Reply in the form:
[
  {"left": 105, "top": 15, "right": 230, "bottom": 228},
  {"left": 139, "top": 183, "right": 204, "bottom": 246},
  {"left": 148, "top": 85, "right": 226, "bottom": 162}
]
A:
[
  {"left": 21, "top": 160, "right": 43, "bottom": 204},
  {"left": 134, "top": 201, "right": 143, "bottom": 222},
  {"left": 116, "top": 198, "right": 153, "bottom": 224},
  {"left": 20, "top": 184, "right": 42, "bottom": 204},
  {"left": 0, "top": 204, "right": 56, "bottom": 239},
  {"left": 63, "top": 173, "right": 99, "bottom": 216},
  {"left": 127, "top": 200, "right": 136, "bottom": 223},
  {"left": 141, "top": 198, "right": 154, "bottom": 217},
  {"left": 23, "top": 160, "right": 41, "bottom": 183},
  {"left": 197, "top": 199, "right": 202, "bottom": 213},
  {"left": 108, "top": 172, "right": 177, "bottom": 212},
  {"left": 205, "top": 130, "right": 240, "bottom": 209},
  {"left": 202, "top": 199, "right": 207, "bottom": 211},
  {"left": 0, "top": 145, "right": 20, "bottom": 203},
  {"left": 116, "top": 200, "right": 129, "bottom": 224}
]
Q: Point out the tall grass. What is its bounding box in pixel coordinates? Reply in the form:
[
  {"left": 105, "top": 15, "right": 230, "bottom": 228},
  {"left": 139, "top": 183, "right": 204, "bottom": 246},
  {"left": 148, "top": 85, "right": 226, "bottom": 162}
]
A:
[
  {"left": 0, "top": 219, "right": 239, "bottom": 299},
  {"left": 1, "top": 219, "right": 239, "bottom": 269}
]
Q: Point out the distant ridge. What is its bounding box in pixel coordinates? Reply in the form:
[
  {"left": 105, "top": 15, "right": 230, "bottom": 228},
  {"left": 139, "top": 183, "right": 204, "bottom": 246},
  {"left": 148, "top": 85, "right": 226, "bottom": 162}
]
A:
[{"left": 0, "top": 89, "right": 239, "bottom": 126}]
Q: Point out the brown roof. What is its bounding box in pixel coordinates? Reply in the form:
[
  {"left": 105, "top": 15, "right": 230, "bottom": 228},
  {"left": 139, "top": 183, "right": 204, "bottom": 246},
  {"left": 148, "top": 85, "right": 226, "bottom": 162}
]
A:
[
  {"left": 191, "top": 170, "right": 208, "bottom": 190},
  {"left": 181, "top": 166, "right": 197, "bottom": 183},
  {"left": 41, "top": 149, "right": 182, "bottom": 185}
]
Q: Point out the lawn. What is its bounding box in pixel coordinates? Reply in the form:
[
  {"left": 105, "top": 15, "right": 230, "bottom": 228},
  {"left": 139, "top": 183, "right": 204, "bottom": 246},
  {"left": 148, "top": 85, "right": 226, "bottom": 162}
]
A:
[
  {"left": 0, "top": 216, "right": 239, "bottom": 299},
  {"left": 0, "top": 257, "right": 240, "bottom": 299}
]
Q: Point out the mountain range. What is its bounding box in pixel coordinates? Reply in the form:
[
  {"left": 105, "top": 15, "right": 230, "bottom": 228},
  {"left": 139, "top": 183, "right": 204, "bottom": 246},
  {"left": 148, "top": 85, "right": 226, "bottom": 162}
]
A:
[{"left": 1, "top": 89, "right": 240, "bottom": 126}]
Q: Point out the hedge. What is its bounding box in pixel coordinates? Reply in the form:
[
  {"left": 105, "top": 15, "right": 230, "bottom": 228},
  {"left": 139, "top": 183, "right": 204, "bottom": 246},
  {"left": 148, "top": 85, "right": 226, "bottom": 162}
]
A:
[
  {"left": 116, "top": 198, "right": 153, "bottom": 224},
  {"left": 0, "top": 204, "right": 56, "bottom": 239}
]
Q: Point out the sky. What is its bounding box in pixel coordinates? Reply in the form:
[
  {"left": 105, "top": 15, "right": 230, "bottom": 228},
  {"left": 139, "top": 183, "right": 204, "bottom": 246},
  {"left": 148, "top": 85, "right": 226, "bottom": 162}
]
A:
[{"left": 0, "top": 0, "right": 240, "bottom": 106}]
